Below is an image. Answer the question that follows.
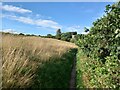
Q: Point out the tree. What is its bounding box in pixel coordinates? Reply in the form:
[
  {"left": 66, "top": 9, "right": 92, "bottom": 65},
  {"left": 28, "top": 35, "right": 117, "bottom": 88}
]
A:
[
  {"left": 84, "top": 27, "right": 89, "bottom": 32},
  {"left": 70, "top": 32, "right": 77, "bottom": 35},
  {"left": 19, "top": 33, "right": 24, "bottom": 35},
  {"left": 47, "top": 34, "right": 52, "bottom": 38},
  {"left": 61, "top": 32, "right": 72, "bottom": 42},
  {"left": 56, "top": 29, "right": 61, "bottom": 35},
  {"left": 56, "top": 29, "right": 61, "bottom": 39}
]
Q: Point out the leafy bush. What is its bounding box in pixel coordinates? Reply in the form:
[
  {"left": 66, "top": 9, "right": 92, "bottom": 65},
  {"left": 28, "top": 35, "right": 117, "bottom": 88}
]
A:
[
  {"left": 76, "top": 2, "right": 120, "bottom": 88},
  {"left": 70, "top": 38, "right": 76, "bottom": 43},
  {"left": 61, "top": 32, "right": 72, "bottom": 42},
  {"left": 46, "top": 34, "right": 55, "bottom": 38}
]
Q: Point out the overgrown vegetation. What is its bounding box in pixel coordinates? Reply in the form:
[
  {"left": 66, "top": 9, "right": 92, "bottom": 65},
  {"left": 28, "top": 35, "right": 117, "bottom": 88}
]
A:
[
  {"left": 2, "top": 1, "right": 120, "bottom": 89},
  {"left": 43, "top": 29, "right": 78, "bottom": 42},
  {"left": 2, "top": 33, "right": 77, "bottom": 88},
  {"left": 76, "top": 2, "right": 120, "bottom": 88}
]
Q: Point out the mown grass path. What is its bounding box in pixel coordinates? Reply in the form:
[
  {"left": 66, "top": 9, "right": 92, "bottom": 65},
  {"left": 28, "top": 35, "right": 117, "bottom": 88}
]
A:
[{"left": 69, "top": 54, "right": 76, "bottom": 89}]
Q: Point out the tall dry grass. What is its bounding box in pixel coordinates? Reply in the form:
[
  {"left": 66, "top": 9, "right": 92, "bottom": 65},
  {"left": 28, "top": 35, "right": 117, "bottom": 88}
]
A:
[{"left": 2, "top": 34, "right": 77, "bottom": 88}]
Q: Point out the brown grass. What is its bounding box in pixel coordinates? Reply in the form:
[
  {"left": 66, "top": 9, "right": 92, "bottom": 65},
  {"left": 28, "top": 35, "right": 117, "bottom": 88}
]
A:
[{"left": 2, "top": 34, "right": 77, "bottom": 88}]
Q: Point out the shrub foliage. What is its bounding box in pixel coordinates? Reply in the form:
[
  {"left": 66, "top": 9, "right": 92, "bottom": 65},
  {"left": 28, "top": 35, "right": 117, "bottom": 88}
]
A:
[{"left": 76, "top": 2, "right": 120, "bottom": 88}]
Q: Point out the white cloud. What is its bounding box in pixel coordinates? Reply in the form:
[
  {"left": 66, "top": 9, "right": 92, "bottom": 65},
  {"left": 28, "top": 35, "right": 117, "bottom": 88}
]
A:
[
  {"left": 1, "top": 5, "right": 32, "bottom": 13},
  {"left": 3, "top": 14, "right": 62, "bottom": 29},
  {"left": 36, "top": 14, "right": 40, "bottom": 17},
  {"left": 64, "top": 25, "right": 90, "bottom": 34},
  {"left": 1, "top": 5, "right": 61, "bottom": 30},
  {"left": 35, "top": 19, "right": 61, "bottom": 29},
  {"left": 65, "top": 25, "right": 81, "bottom": 32},
  {"left": 14, "top": 16, "right": 34, "bottom": 24},
  {"left": 81, "top": 31, "right": 89, "bottom": 34},
  {"left": 1, "top": 29, "right": 19, "bottom": 34}
]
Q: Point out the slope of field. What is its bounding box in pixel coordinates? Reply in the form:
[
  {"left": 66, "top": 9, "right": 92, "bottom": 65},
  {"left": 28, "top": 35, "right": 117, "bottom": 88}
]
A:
[{"left": 2, "top": 33, "right": 78, "bottom": 88}]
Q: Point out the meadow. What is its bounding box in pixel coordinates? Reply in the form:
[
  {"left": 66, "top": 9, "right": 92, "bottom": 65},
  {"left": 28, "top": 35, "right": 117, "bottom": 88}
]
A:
[
  {"left": 2, "top": 2, "right": 119, "bottom": 89},
  {"left": 2, "top": 33, "right": 77, "bottom": 88}
]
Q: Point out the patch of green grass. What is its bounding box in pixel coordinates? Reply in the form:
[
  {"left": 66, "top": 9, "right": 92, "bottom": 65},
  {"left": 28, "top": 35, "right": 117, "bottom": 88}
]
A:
[
  {"left": 76, "top": 49, "right": 85, "bottom": 88},
  {"left": 31, "top": 48, "right": 78, "bottom": 88}
]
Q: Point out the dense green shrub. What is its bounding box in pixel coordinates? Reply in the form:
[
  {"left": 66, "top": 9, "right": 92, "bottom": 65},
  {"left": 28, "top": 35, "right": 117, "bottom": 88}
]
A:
[
  {"left": 61, "top": 32, "right": 77, "bottom": 42},
  {"left": 77, "top": 2, "right": 120, "bottom": 88},
  {"left": 61, "top": 32, "right": 72, "bottom": 41},
  {"left": 70, "top": 38, "right": 76, "bottom": 43},
  {"left": 46, "top": 34, "right": 55, "bottom": 38}
]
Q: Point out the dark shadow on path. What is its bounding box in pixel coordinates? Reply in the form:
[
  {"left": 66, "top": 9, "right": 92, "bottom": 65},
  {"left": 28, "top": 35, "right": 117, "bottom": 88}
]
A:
[{"left": 30, "top": 49, "right": 78, "bottom": 89}]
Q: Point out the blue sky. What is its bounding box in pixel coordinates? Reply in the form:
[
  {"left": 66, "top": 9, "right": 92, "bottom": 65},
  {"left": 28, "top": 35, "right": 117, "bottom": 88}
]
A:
[{"left": 1, "top": 2, "right": 115, "bottom": 35}]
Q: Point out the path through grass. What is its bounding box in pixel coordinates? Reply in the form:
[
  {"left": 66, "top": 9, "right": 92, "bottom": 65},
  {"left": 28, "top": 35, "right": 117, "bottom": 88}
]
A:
[{"left": 2, "top": 33, "right": 78, "bottom": 88}]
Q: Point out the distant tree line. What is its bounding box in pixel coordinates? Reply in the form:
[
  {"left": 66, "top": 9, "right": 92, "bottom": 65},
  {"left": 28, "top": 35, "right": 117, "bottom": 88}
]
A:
[{"left": 2, "top": 28, "right": 84, "bottom": 43}]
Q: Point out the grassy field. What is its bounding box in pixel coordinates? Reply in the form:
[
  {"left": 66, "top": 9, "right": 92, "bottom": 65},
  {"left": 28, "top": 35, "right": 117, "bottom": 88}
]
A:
[{"left": 2, "top": 33, "right": 78, "bottom": 88}]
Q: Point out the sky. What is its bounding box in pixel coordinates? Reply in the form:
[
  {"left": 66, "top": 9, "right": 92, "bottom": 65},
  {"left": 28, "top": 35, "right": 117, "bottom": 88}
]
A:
[{"left": 1, "top": 2, "right": 115, "bottom": 35}]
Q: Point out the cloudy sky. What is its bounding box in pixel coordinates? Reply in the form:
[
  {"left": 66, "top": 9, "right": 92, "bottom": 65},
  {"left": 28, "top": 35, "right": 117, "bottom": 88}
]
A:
[{"left": 1, "top": 2, "right": 115, "bottom": 35}]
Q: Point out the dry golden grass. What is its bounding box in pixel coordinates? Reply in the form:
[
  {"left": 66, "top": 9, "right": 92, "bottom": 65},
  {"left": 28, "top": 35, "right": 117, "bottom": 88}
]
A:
[{"left": 2, "top": 34, "right": 77, "bottom": 88}]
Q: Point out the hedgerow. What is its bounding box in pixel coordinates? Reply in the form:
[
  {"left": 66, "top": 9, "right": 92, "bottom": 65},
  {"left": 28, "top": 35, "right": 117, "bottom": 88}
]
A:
[{"left": 76, "top": 2, "right": 120, "bottom": 88}]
